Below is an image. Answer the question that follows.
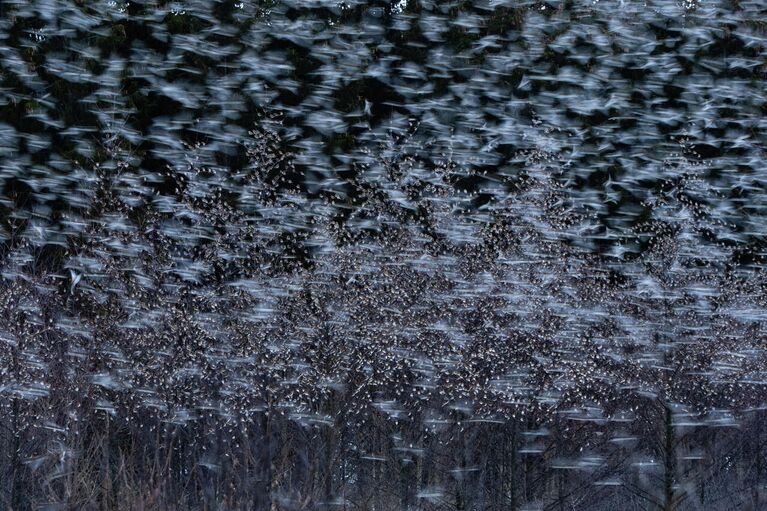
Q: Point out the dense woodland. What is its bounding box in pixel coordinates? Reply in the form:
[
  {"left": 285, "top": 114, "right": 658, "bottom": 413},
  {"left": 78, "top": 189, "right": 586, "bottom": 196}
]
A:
[{"left": 0, "top": 0, "right": 767, "bottom": 509}]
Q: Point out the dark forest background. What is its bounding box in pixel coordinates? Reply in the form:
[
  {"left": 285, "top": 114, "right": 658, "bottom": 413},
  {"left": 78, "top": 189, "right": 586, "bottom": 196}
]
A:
[{"left": 0, "top": 0, "right": 766, "bottom": 509}]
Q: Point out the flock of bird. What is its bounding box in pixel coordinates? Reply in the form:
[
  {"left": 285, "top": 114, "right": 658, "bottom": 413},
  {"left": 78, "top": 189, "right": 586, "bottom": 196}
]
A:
[{"left": 0, "top": 0, "right": 765, "bottom": 506}]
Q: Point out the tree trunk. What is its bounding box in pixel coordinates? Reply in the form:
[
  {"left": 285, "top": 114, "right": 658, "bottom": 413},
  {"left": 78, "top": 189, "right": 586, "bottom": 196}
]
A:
[
  {"left": 507, "top": 420, "right": 518, "bottom": 511},
  {"left": 663, "top": 403, "right": 676, "bottom": 511},
  {"left": 524, "top": 415, "right": 534, "bottom": 504},
  {"left": 10, "top": 397, "right": 27, "bottom": 511},
  {"left": 253, "top": 412, "right": 272, "bottom": 511}
]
